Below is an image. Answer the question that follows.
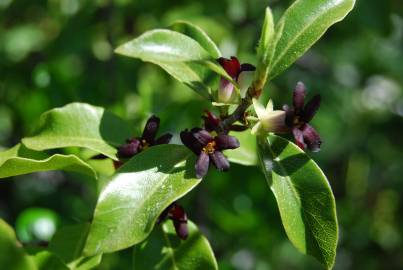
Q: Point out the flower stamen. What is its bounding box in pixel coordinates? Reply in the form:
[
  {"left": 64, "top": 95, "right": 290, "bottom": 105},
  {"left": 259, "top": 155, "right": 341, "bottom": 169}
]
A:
[
  {"left": 141, "top": 139, "right": 150, "bottom": 149},
  {"left": 202, "top": 141, "right": 216, "bottom": 154}
]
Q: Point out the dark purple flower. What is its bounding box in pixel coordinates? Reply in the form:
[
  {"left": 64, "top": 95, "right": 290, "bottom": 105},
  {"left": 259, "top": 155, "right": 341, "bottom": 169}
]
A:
[
  {"left": 158, "top": 202, "right": 188, "bottom": 240},
  {"left": 217, "top": 56, "right": 256, "bottom": 103},
  {"left": 117, "top": 115, "right": 172, "bottom": 159},
  {"left": 180, "top": 128, "right": 240, "bottom": 178},
  {"left": 283, "top": 82, "right": 322, "bottom": 152}
]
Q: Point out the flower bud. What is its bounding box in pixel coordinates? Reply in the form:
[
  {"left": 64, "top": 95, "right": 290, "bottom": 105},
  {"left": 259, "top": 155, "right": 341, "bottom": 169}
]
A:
[
  {"left": 218, "top": 77, "right": 236, "bottom": 103},
  {"left": 251, "top": 99, "right": 287, "bottom": 135},
  {"left": 216, "top": 57, "right": 255, "bottom": 104}
]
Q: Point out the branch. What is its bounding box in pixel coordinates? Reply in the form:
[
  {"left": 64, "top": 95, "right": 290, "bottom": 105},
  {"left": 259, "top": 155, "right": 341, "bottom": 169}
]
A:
[{"left": 217, "top": 81, "right": 263, "bottom": 132}]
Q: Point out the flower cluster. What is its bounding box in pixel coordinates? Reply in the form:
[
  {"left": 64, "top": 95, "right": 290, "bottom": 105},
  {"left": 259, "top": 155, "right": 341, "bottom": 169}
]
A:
[
  {"left": 179, "top": 57, "right": 323, "bottom": 179},
  {"left": 118, "top": 115, "right": 172, "bottom": 158}
]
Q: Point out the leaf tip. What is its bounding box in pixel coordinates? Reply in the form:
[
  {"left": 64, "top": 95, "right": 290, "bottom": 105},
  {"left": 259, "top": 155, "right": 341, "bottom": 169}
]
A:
[{"left": 114, "top": 45, "right": 125, "bottom": 55}]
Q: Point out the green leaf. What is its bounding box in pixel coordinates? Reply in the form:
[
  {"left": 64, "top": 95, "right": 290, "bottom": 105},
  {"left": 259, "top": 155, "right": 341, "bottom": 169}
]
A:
[
  {"left": 254, "top": 7, "right": 275, "bottom": 91},
  {"left": 0, "top": 144, "right": 96, "bottom": 179},
  {"left": 226, "top": 131, "right": 258, "bottom": 166},
  {"left": 49, "top": 223, "right": 90, "bottom": 264},
  {"left": 268, "top": 0, "right": 356, "bottom": 79},
  {"left": 49, "top": 223, "right": 102, "bottom": 270},
  {"left": 0, "top": 219, "right": 36, "bottom": 270},
  {"left": 257, "top": 135, "right": 338, "bottom": 269},
  {"left": 116, "top": 29, "right": 211, "bottom": 62},
  {"left": 170, "top": 20, "right": 221, "bottom": 58},
  {"left": 134, "top": 220, "right": 218, "bottom": 270},
  {"left": 257, "top": 7, "right": 275, "bottom": 69},
  {"left": 115, "top": 29, "right": 232, "bottom": 99},
  {"left": 84, "top": 144, "right": 200, "bottom": 255},
  {"left": 22, "top": 103, "right": 132, "bottom": 160}
]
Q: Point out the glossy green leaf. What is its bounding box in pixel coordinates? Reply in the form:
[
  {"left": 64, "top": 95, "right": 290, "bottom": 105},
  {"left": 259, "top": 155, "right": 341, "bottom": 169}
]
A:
[
  {"left": 84, "top": 144, "right": 200, "bottom": 255},
  {"left": 115, "top": 29, "right": 233, "bottom": 99},
  {"left": 268, "top": 0, "right": 356, "bottom": 79},
  {"left": 134, "top": 220, "right": 218, "bottom": 270},
  {"left": 0, "top": 144, "right": 96, "bottom": 178},
  {"left": 0, "top": 219, "right": 36, "bottom": 270},
  {"left": 116, "top": 29, "right": 210, "bottom": 61},
  {"left": 170, "top": 20, "right": 221, "bottom": 58},
  {"left": 257, "top": 135, "right": 338, "bottom": 269},
  {"left": 226, "top": 131, "right": 258, "bottom": 166},
  {"left": 22, "top": 103, "right": 132, "bottom": 160}
]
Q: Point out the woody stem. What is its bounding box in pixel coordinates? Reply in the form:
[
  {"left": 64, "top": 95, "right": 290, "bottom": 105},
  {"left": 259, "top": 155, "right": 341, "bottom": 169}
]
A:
[{"left": 217, "top": 82, "right": 263, "bottom": 132}]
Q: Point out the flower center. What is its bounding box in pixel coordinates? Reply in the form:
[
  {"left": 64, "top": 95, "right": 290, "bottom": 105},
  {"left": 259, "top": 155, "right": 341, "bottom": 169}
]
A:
[
  {"left": 202, "top": 141, "right": 216, "bottom": 154},
  {"left": 141, "top": 139, "right": 150, "bottom": 150},
  {"left": 293, "top": 116, "right": 304, "bottom": 128}
]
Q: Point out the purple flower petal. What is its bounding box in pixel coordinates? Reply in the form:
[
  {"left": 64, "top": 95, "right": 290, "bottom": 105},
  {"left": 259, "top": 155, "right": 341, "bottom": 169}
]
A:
[
  {"left": 210, "top": 151, "right": 230, "bottom": 171},
  {"left": 217, "top": 56, "right": 241, "bottom": 78},
  {"left": 293, "top": 82, "right": 306, "bottom": 112},
  {"left": 301, "top": 124, "right": 321, "bottom": 152},
  {"left": 302, "top": 94, "right": 321, "bottom": 123},
  {"left": 283, "top": 104, "right": 295, "bottom": 127},
  {"left": 240, "top": 63, "right": 256, "bottom": 73},
  {"left": 173, "top": 220, "right": 188, "bottom": 240},
  {"left": 180, "top": 129, "right": 203, "bottom": 154},
  {"left": 142, "top": 115, "right": 160, "bottom": 143},
  {"left": 203, "top": 111, "right": 221, "bottom": 132},
  {"left": 196, "top": 152, "right": 210, "bottom": 178},
  {"left": 117, "top": 139, "right": 140, "bottom": 158},
  {"left": 215, "top": 134, "right": 240, "bottom": 150},
  {"left": 292, "top": 128, "right": 306, "bottom": 150},
  {"left": 154, "top": 133, "right": 173, "bottom": 145},
  {"left": 169, "top": 203, "right": 187, "bottom": 222},
  {"left": 193, "top": 129, "right": 213, "bottom": 146}
]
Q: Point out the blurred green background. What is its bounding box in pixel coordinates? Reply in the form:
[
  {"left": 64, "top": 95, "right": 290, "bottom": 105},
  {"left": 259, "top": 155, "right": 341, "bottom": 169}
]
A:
[{"left": 0, "top": 0, "right": 402, "bottom": 269}]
